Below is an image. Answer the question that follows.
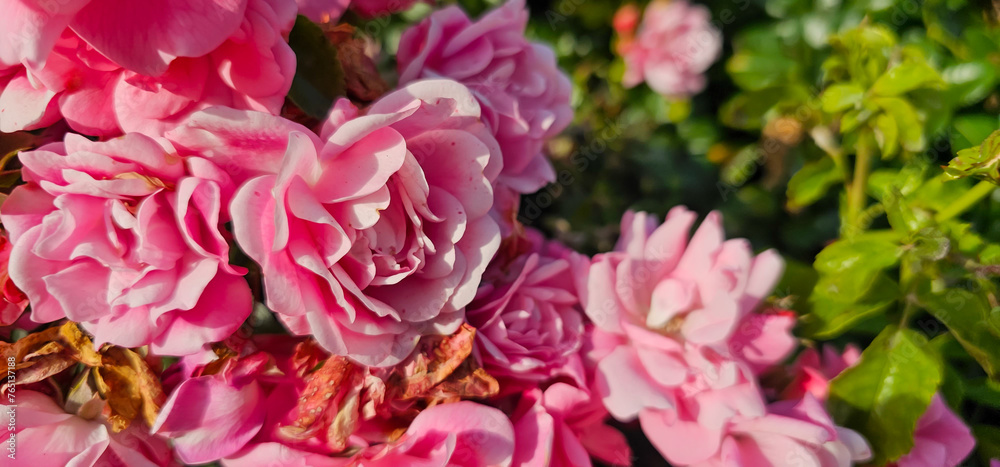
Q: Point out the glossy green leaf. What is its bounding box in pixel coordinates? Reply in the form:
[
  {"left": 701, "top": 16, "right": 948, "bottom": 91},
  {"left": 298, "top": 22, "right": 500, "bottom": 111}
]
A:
[
  {"left": 945, "top": 130, "right": 1000, "bottom": 184},
  {"left": 872, "top": 97, "right": 925, "bottom": 153},
  {"left": 786, "top": 157, "right": 841, "bottom": 210},
  {"left": 870, "top": 60, "right": 946, "bottom": 96},
  {"left": 828, "top": 326, "right": 942, "bottom": 464},
  {"left": 917, "top": 280, "right": 1000, "bottom": 380},
  {"left": 821, "top": 84, "right": 865, "bottom": 113}
]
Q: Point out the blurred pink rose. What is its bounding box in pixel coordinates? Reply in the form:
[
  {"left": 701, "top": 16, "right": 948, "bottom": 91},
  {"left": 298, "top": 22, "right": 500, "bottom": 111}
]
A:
[
  {"left": 352, "top": 0, "right": 423, "bottom": 17},
  {"left": 169, "top": 79, "right": 501, "bottom": 367},
  {"left": 398, "top": 0, "right": 572, "bottom": 195},
  {"left": 0, "top": 0, "right": 294, "bottom": 136},
  {"left": 781, "top": 344, "right": 861, "bottom": 401},
  {"left": 466, "top": 229, "right": 588, "bottom": 393},
  {"left": 0, "top": 133, "right": 252, "bottom": 355},
  {"left": 511, "top": 383, "right": 632, "bottom": 467},
  {"left": 619, "top": 0, "right": 721, "bottom": 97},
  {"left": 3, "top": 390, "right": 174, "bottom": 466}
]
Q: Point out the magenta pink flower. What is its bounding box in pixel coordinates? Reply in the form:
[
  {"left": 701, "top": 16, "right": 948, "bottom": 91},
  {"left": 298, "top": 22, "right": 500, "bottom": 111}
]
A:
[
  {"left": 397, "top": 0, "right": 572, "bottom": 195},
  {"left": 896, "top": 395, "right": 975, "bottom": 467},
  {"left": 3, "top": 390, "right": 174, "bottom": 466},
  {"left": 0, "top": 0, "right": 294, "bottom": 136},
  {"left": 466, "top": 229, "right": 588, "bottom": 393},
  {"left": 618, "top": 0, "right": 721, "bottom": 97},
  {"left": 0, "top": 133, "right": 252, "bottom": 355},
  {"left": 352, "top": 0, "right": 423, "bottom": 18},
  {"left": 511, "top": 383, "right": 632, "bottom": 467},
  {"left": 296, "top": 0, "right": 352, "bottom": 23},
  {"left": 169, "top": 79, "right": 502, "bottom": 366}
]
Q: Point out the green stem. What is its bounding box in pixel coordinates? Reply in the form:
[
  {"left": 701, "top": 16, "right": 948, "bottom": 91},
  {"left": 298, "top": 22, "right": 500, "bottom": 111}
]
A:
[
  {"left": 845, "top": 134, "right": 874, "bottom": 237},
  {"left": 934, "top": 180, "right": 996, "bottom": 223}
]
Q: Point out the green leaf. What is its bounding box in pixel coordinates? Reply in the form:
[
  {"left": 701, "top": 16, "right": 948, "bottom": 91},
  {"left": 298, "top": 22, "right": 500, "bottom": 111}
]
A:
[
  {"left": 287, "top": 15, "right": 346, "bottom": 119},
  {"left": 814, "top": 231, "right": 903, "bottom": 274},
  {"left": 828, "top": 326, "right": 942, "bottom": 464},
  {"left": 945, "top": 129, "right": 1000, "bottom": 184},
  {"left": 950, "top": 115, "right": 998, "bottom": 152},
  {"left": 802, "top": 231, "right": 903, "bottom": 338},
  {"left": 873, "top": 113, "right": 899, "bottom": 159},
  {"left": 916, "top": 280, "right": 1000, "bottom": 380},
  {"left": 821, "top": 84, "right": 865, "bottom": 113},
  {"left": 870, "top": 60, "right": 946, "bottom": 96},
  {"left": 872, "top": 97, "right": 925, "bottom": 153},
  {"left": 786, "top": 157, "right": 841, "bottom": 210}
]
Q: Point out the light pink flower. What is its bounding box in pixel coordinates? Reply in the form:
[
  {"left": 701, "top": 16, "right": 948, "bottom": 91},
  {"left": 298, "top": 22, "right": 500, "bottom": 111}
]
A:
[
  {"left": 398, "top": 0, "right": 572, "bottom": 195},
  {"left": 511, "top": 383, "right": 632, "bottom": 467},
  {"left": 168, "top": 79, "right": 502, "bottom": 367},
  {"left": 619, "top": 0, "right": 721, "bottom": 97},
  {"left": 0, "top": 32, "right": 119, "bottom": 136},
  {"left": 781, "top": 344, "right": 861, "bottom": 401},
  {"left": 3, "top": 390, "right": 174, "bottom": 466},
  {"left": 466, "top": 229, "right": 588, "bottom": 393},
  {"left": 0, "top": 133, "right": 252, "bottom": 355},
  {"left": 587, "top": 208, "right": 790, "bottom": 364},
  {"left": 0, "top": 0, "right": 294, "bottom": 136}
]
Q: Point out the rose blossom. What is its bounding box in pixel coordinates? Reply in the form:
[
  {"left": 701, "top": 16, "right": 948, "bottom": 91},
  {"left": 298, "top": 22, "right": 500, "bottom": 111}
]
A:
[
  {"left": 618, "top": 0, "right": 721, "bottom": 97},
  {"left": 582, "top": 208, "right": 837, "bottom": 464},
  {"left": 167, "top": 79, "right": 502, "bottom": 366},
  {"left": 397, "top": 0, "right": 572, "bottom": 195},
  {"left": 466, "top": 228, "right": 588, "bottom": 393},
  {"left": 0, "top": 0, "right": 295, "bottom": 136},
  {"left": 587, "top": 208, "right": 791, "bottom": 362},
  {"left": 510, "top": 382, "right": 632, "bottom": 467},
  {"left": 0, "top": 132, "right": 252, "bottom": 355},
  {"left": 3, "top": 390, "right": 174, "bottom": 466},
  {"left": 0, "top": 232, "right": 28, "bottom": 325}
]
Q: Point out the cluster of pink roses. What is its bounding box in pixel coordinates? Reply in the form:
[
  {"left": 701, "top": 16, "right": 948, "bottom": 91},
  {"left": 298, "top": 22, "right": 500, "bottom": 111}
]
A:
[{"left": 0, "top": 0, "right": 979, "bottom": 466}]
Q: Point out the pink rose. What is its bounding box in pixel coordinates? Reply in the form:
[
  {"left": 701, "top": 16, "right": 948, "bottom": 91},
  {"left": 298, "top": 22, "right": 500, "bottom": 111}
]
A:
[
  {"left": 619, "top": 0, "right": 721, "bottom": 97},
  {"left": 352, "top": 0, "right": 423, "bottom": 18},
  {"left": 0, "top": 0, "right": 294, "bottom": 136},
  {"left": 466, "top": 229, "right": 588, "bottom": 393},
  {"left": 0, "top": 0, "right": 247, "bottom": 75},
  {"left": 168, "top": 79, "right": 502, "bottom": 367},
  {"left": 0, "top": 133, "right": 252, "bottom": 355},
  {"left": 295, "top": 0, "right": 352, "bottom": 23},
  {"left": 511, "top": 383, "right": 632, "bottom": 467},
  {"left": 3, "top": 390, "right": 174, "bottom": 466},
  {"left": 587, "top": 208, "right": 790, "bottom": 365},
  {"left": 398, "top": 0, "right": 572, "bottom": 195},
  {"left": 0, "top": 32, "right": 119, "bottom": 136}
]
